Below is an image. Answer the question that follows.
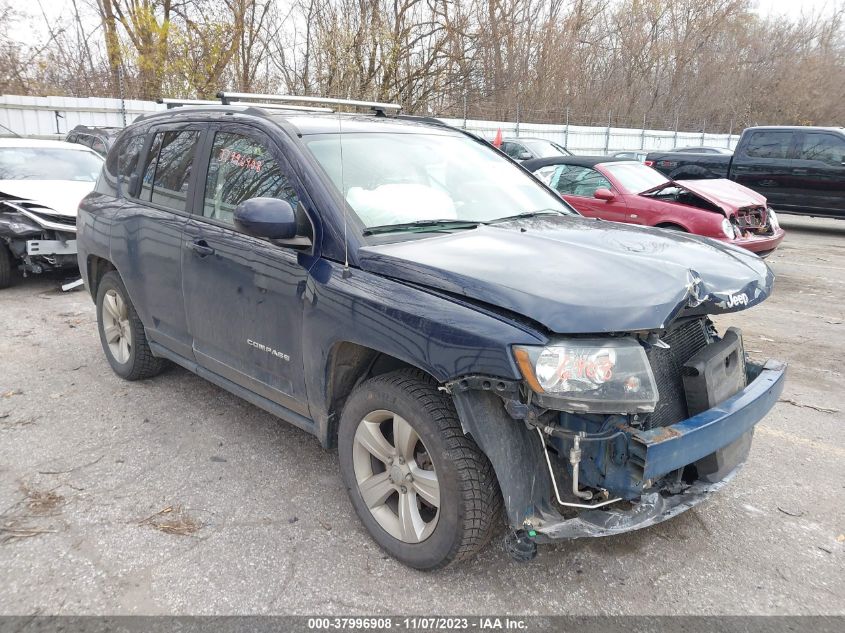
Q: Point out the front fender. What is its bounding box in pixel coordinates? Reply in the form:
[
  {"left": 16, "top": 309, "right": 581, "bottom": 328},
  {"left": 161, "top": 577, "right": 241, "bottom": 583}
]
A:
[{"left": 302, "top": 258, "right": 545, "bottom": 444}]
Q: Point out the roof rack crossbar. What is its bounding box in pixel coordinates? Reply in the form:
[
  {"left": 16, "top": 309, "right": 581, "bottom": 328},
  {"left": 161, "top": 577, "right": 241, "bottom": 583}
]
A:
[
  {"left": 227, "top": 100, "right": 334, "bottom": 113},
  {"left": 218, "top": 91, "right": 401, "bottom": 113}
]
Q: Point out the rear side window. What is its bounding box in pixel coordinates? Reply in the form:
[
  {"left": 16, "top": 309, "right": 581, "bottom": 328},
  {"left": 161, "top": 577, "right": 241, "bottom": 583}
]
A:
[
  {"left": 117, "top": 135, "right": 145, "bottom": 194},
  {"left": 140, "top": 130, "right": 200, "bottom": 211},
  {"left": 744, "top": 131, "right": 794, "bottom": 159},
  {"left": 91, "top": 137, "right": 107, "bottom": 156},
  {"left": 799, "top": 133, "right": 845, "bottom": 166},
  {"left": 202, "top": 132, "right": 299, "bottom": 225}
]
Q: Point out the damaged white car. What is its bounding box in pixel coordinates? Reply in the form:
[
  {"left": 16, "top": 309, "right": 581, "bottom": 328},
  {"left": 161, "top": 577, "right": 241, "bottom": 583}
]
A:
[{"left": 0, "top": 138, "right": 103, "bottom": 288}]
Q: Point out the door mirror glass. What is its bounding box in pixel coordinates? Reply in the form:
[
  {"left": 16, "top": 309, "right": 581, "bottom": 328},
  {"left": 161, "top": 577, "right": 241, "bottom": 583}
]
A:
[
  {"left": 517, "top": 151, "right": 532, "bottom": 161},
  {"left": 234, "top": 197, "right": 297, "bottom": 239},
  {"left": 594, "top": 187, "right": 615, "bottom": 201}
]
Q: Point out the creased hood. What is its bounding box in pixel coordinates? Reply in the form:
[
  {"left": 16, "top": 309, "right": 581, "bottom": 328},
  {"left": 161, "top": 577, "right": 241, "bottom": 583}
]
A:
[
  {"left": 645, "top": 178, "right": 767, "bottom": 216},
  {"left": 0, "top": 180, "right": 96, "bottom": 217},
  {"left": 358, "top": 216, "right": 774, "bottom": 334}
]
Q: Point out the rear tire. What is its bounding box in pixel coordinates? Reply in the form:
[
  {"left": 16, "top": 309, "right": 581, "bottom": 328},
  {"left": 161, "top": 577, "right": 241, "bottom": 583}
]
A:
[
  {"left": 96, "top": 270, "right": 167, "bottom": 380},
  {"left": 0, "top": 242, "right": 13, "bottom": 289},
  {"left": 338, "top": 369, "right": 501, "bottom": 570}
]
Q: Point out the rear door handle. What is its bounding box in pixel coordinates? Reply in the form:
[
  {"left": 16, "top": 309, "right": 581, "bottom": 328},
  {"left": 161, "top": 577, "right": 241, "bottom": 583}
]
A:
[
  {"left": 187, "top": 240, "right": 214, "bottom": 257},
  {"left": 792, "top": 168, "right": 808, "bottom": 174}
]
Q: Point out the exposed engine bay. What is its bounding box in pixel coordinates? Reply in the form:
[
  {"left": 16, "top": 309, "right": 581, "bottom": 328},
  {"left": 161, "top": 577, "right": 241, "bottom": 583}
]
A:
[{"left": 0, "top": 192, "right": 78, "bottom": 281}]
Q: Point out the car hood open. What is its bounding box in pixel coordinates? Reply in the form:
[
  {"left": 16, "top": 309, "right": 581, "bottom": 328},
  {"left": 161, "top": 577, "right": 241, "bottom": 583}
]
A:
[
  {"left": 0, "top": 180, "right": 96, "bottom": 217},
  {"left": 643, "top": 178, "right": 767, "bottom": 216},
  {"left": 358, "top": 216, "right": 774, "bottom": 334}
]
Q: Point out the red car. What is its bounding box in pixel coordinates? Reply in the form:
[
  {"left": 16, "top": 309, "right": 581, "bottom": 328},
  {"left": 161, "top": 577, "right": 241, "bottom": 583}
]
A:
[{"left": 523, "top": 156, "right": 785, "bottom": 256}]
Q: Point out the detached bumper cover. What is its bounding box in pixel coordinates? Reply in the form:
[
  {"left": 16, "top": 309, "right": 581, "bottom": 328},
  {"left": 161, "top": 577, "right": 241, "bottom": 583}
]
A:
[
  {"left": 633, "top": 359, "right": 785, "bottom": 481},
  {"left": 536, "top": 359, "right": 786, "bottom": 541}
]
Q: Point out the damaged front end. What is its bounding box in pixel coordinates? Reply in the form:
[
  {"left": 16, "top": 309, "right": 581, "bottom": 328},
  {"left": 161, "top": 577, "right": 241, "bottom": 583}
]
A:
[
  {"left": 643, "top": 178, "right": 785, "bottom": 256},
  {"left": 449, "top": 317, "right": 786, "bottom": 555},
  {"left": 0, "top": 195, "right": 78, "bottom": 279}
]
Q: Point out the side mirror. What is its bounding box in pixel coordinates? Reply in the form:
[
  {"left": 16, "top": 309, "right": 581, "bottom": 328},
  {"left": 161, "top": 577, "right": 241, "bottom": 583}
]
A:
[
  {"left": 234, "top": 197, "right": 298, "bottom": 240},
  {"left": 594, "top": 188, "right": 615, "bottom": 201},
  {"left": 517, "top": 151, "right": 532, "bottom": 161}
]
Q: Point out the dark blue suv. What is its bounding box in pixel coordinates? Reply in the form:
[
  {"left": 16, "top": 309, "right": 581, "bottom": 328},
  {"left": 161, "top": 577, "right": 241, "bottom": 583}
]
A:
[{"left": 77, "top": 95, "right": 786, "bottom": 569}]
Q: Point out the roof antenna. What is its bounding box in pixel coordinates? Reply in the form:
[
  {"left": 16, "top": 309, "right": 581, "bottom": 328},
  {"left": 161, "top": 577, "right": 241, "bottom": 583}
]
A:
[{"left": 339, "top": 110, "right": 351, "bottom": 279}]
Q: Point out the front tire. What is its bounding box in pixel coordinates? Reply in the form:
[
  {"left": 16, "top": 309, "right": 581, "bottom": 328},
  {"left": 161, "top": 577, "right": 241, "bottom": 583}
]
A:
[
  {"left": 338, "top": 369, "right": 501, "bottom": 569},
  {"left": 96, "top": 270, "right": 167, "bottom": 380},
  {"left": 0, "top": 242, "right": 13, "bottom": 289}
]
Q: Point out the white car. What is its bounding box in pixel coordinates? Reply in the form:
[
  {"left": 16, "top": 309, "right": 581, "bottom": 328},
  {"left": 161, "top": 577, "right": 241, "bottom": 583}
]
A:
[{"left": 0, "top": 138, "right": 103, "bottom": 287}]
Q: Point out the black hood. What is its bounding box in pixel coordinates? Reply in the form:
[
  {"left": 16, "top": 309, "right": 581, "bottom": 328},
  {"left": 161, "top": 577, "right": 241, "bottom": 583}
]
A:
[{"left": 358, "top": 216, "right": 774, "bottom": 334}]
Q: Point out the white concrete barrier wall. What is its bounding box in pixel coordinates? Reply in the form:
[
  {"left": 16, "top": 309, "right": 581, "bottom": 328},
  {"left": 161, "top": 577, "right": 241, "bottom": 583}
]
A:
[{"left": 0, "top": 95, "right": 739, "bottom": 153}]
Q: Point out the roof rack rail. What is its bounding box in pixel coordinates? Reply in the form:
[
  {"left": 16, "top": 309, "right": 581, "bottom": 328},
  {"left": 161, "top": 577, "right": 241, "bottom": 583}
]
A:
[{"left": 217, "top": 92, "right": 402, "bottom": 114}]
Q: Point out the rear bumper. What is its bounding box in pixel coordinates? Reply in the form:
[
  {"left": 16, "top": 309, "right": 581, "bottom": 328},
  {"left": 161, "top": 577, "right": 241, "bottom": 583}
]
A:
[{"left": 535, "top": 359, "right": 786, "bottom": 540}]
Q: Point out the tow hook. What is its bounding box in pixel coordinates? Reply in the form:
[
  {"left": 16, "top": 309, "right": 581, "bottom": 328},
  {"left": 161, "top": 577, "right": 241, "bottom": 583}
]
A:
[{"left": 503, "top": 529, "right": 538, "bottom": 562}]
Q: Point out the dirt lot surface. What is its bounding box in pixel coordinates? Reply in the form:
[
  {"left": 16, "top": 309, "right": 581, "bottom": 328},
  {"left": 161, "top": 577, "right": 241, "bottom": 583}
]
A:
[{"left": 1, "top": 215, "right": 843, "bottom": 615}]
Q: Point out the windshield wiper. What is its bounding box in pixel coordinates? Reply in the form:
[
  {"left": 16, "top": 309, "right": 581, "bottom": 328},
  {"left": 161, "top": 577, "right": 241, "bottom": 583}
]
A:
[
  {"left": 363, "top": 219, "right": 481, "bottom": 236},
  {"left": 484, "top": 209, "right": 565, "bottom": 225}
]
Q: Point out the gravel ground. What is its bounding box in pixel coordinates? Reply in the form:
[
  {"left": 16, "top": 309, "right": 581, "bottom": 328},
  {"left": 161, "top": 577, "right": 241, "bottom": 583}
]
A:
[{"left": 0, "top": 215, "right": 843, "bottom": 616}]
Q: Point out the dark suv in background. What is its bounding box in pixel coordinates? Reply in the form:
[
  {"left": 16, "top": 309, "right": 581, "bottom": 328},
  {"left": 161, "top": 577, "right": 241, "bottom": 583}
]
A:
[
  {"left": 77, "top": 93, "right": 785, "bottom": 569},
  {"left": 65, "top": 125, "right": 121, "bottom": 156}
]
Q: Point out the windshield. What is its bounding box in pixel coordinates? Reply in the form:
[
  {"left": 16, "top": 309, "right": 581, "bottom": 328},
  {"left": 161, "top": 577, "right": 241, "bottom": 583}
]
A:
[
  {"left": 0, "top": 148, "right": 103, "bottom": 181},
  {"left": 602, "top": 162, "right": 669, "bottom": 193},
  {"left": 522, "top": 139, "right": 570, "bottom": 157},
  {"left": 304, "top": 132, "right": 574, "bottom": 230}
]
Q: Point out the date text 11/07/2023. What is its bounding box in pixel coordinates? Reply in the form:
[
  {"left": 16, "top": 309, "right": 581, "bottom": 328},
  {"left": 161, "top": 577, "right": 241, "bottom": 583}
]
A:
[{"left": 306, "top": 617, "right": 529, "bottom": 630}]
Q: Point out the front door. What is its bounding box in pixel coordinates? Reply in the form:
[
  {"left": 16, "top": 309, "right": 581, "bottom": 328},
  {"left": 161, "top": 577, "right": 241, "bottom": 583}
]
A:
[
  {"left": 554, "top": 165, "right": 629, "bottom": 222},
  {"left": 181, "top": 125, "right": 314, "bottom": 415}
]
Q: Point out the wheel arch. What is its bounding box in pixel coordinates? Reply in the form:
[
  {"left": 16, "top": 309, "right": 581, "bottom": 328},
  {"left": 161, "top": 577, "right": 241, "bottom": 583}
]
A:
[
  {"left": 321, "top": 341, "right": 439, "bottom": 448},
  {"left": 86, "top": 255, "right": 117, "bottom": 301}
]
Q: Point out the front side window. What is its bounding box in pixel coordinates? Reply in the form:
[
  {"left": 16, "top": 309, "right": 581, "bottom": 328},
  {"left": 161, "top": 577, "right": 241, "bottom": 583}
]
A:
[
  {"left": 602, "top": 162, "right": 669, "bottom": 193},
  {"left": 304, "top": 132, "right": 574, "bottom": 230},
  {"left": 799, "top": 133, "right": 845, "bottom": 167},
  {"left": 553, "top": 165, "right": 612, "bottom": 197},
  {"left": 202, "top": 132, "right": 299, "bottom": 225},
  {"left": 139, "top": 130, "right": 199, "bottom": 211},
  {"left": 744, "top": 131, "right": 794, "bottom": 159}
]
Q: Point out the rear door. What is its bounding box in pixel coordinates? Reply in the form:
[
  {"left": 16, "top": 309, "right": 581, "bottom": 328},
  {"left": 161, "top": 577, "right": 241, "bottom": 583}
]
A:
[
  {"left": 730, "top": 129, "right": 797, "bottom": 209},
  {"left": 110, "top": 125, "right": 201, "bottom": 360},
  {"left": 790, "top": 130, "right": 845, "bottom": 217},
  {"left": 181, "top": 123, "right": 313, "bottom": 415}
]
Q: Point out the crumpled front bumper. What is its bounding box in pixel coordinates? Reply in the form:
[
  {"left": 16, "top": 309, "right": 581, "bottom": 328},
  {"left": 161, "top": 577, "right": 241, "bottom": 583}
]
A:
[{"left": 535, "top": 359, "right": 786, "bottom": 541}]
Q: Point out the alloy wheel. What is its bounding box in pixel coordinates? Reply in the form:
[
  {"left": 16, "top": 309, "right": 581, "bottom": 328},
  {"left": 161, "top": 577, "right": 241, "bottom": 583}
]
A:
[
  {"left": 352, "top": 409, "right": 440, "bottom": 543},
  {"left": 101, "top": 288, "right": 131, "bottom": 364}
]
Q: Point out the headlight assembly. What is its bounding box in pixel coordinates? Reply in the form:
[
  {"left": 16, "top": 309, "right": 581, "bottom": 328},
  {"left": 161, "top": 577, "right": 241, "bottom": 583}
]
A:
[
  {"left": 768, "top": 207, "right": 779, "bottom": 231},
  {"left": 721, "top": 218, "right": 735, "bottom": 239},
  {"left": 513, "top": 338, "right": 659, "bottom": 413}
]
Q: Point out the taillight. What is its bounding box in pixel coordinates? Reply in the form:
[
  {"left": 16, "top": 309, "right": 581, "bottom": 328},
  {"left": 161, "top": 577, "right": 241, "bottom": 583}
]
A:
[{"left": 644, "top": 160, "right": 654, "bottom": 167}]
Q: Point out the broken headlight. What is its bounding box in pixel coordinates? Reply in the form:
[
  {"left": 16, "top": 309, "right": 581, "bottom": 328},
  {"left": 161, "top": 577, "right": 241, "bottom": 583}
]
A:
[
  {"left": 768, "top": 207, "right": 779, "bottom": 231},
  {"left": 513, "top": 338, "right": 659, "bottom": 413},
  {"left": 721, "top": 218, "right": 735, "bottom": 238}
]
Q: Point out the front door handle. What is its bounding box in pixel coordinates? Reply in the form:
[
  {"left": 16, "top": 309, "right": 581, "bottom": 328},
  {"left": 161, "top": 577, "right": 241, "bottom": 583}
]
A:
[
  {"left": 792, "top": 168, "right": 808, "bottom": 174},
  {"left": 187, "top": 240, "right": 214, "bottom": 257}
]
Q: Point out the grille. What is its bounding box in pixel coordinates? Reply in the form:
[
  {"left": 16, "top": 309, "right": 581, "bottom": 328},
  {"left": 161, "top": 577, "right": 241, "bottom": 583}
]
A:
[
  {"left": 27, "top": 210, "right": 76, "bottom": 226},
  {"left": 735, "top": 206, "right": 772, "bottom": 235},
  {"left": 643, "top": 318, "right": 710, "bottom": 429}
]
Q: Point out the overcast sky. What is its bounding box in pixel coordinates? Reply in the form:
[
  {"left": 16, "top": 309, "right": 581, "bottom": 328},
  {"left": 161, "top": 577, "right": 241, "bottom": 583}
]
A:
[{"left": 754, "top": 0, "right": 843, "bottom": 19}]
